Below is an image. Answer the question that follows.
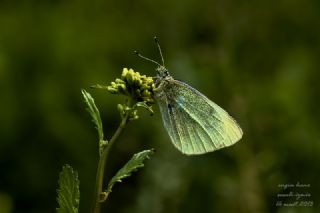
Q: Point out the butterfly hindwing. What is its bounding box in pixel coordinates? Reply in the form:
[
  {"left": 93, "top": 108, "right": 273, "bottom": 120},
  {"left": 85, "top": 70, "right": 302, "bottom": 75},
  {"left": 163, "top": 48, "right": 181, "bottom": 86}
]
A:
[{"left": 156, "top": 80, "right": 243, "bottom": 155}]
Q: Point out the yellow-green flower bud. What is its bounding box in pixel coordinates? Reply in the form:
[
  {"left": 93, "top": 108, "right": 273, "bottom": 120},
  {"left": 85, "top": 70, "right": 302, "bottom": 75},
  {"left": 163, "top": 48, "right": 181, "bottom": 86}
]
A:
[
  {"left": 117, "top": 104, "right": 123, "bottom": 113},
  {"left": 118, "top": 83, "right": 127, "bottom": 93},
  {"left": 111, "top": 82, "right": 117, "bottom": 88},
  {"left": 142, "top": 89, "right": 150, "bottom": 97},
  {"left": 107, "top": 86, "right": 118, "bottom": 94},
  {"left": 121, "top": 68, "right": 129, "bottom": 80},
  {"left": 126, "top": 72, "right": 134, "bottom": 85},
  {"left": 115, "top": 78, "right": 124, "bottom": 84}
]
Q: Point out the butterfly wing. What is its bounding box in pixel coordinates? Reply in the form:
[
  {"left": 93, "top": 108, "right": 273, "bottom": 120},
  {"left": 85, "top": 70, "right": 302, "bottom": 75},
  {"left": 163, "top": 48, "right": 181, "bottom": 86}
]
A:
[{"left": 155, "top": 80, "right": 243, "bottom": 155}]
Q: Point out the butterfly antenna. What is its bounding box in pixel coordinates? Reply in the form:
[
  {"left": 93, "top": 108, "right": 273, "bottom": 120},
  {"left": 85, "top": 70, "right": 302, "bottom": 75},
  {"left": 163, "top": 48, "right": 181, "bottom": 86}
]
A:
[
  {"left": 154, "top": 36, "right": 165, "bottom": 66},
  {"left": 134, "top": 51, "right": 162, "bottom": 67}
]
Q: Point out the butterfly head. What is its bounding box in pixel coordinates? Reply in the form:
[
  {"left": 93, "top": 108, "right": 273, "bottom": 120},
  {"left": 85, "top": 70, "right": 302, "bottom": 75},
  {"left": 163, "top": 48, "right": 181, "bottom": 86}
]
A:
[{"left": 156, "top": 65, "right": 170, "bottom": 78}]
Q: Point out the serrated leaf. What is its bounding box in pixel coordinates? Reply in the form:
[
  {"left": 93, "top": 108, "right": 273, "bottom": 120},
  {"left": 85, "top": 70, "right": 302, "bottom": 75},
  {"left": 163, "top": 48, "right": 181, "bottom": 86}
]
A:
[
  {"left": 106, "top": 149, "right": 154, "bottom": 193},
  {"left": 81, "top": 89, "right": 104, "bottom": 142},
  {"left": 56, "top": 165, "right": 80, "bottom": 213}
]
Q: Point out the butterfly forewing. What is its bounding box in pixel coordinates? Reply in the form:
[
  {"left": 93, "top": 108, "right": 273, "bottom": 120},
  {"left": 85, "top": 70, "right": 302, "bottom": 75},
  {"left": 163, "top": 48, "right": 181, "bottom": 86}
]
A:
[{"left": 155, "top": 79, "right": 243, "bottom": 155}]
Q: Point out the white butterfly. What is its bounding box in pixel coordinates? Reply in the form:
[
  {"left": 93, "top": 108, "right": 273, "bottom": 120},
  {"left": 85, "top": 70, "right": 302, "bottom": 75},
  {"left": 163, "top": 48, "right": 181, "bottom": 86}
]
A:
[{"left": 136, "top": 38, "right": 243, "bottom": 155}]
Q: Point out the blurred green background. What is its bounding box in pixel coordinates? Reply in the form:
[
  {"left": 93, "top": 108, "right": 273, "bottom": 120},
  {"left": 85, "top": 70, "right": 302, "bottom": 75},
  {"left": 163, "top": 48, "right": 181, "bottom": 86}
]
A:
[{"left": 0, "top": 0, "right": 319, "bottom": 212}]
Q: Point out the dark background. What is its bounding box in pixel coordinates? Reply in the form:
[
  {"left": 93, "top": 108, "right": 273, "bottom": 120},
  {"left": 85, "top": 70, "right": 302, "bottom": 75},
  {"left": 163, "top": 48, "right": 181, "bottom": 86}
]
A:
[{"left": 0, "top": 0, "right": 319, "bottom": 212}]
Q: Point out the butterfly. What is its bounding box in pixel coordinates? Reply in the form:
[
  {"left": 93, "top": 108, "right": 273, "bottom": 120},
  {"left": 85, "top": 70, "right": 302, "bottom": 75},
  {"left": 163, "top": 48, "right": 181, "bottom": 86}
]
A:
[{"left": 136, "top": 37, "right": 243, "bottom": 155}]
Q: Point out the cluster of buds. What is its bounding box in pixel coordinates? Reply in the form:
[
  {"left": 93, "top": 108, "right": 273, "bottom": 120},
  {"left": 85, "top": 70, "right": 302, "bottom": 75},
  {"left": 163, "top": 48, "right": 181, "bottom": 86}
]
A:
[
  {"left": 117, "top": 103, "right": 139, "bottom": 120},
  {"left": 91, "top": 68, "right": 155, "bottom": 120},
  {"left": 107, "top": 68, "right": 155, "bottom": 105}
]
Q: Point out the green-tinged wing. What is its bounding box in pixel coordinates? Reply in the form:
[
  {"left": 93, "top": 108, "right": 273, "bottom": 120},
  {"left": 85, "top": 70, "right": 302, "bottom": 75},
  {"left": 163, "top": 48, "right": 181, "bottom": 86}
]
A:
[{"left": 156, "top": 80, "right": 243, "bottom": 155}]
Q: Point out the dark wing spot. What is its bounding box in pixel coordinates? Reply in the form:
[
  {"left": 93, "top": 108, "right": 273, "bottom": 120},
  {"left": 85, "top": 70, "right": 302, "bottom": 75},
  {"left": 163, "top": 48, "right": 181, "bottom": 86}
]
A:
[
  {"left": 209, "top": 107, "right": 215, "bottom": 114},
  {"left": 167, "top": 103, "right": 174, "bottom": 114}
]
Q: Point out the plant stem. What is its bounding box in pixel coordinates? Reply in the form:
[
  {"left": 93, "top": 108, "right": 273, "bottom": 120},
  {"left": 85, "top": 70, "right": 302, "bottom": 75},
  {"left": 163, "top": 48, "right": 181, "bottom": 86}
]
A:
[{"left": 92, "top": 113, "right": 130, "bottom": 213}]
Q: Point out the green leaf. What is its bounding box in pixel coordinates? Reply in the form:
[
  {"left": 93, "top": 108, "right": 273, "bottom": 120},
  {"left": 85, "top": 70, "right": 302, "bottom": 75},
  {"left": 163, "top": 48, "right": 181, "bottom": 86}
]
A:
[
  {"left": 106, "top": 149, "right": 154, "bottom": 193},
  {"left": 135, "top": 101, "right": 154, "bottom": 115},
  {"left": 56, "top": 165, "right": 80, "bottom": 213},
  {"left": 81, "top": 89, "right": 104, "bottom": 142},
  {"left": 90, "top": 84, "right": 109, "bottom": 90}
]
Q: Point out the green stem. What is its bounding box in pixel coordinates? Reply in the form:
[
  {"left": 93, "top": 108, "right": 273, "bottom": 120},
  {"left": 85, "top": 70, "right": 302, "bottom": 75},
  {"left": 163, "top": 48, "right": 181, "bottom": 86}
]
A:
[{"left": 91, "top": 113, "right": 130, "bottom": 213}]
